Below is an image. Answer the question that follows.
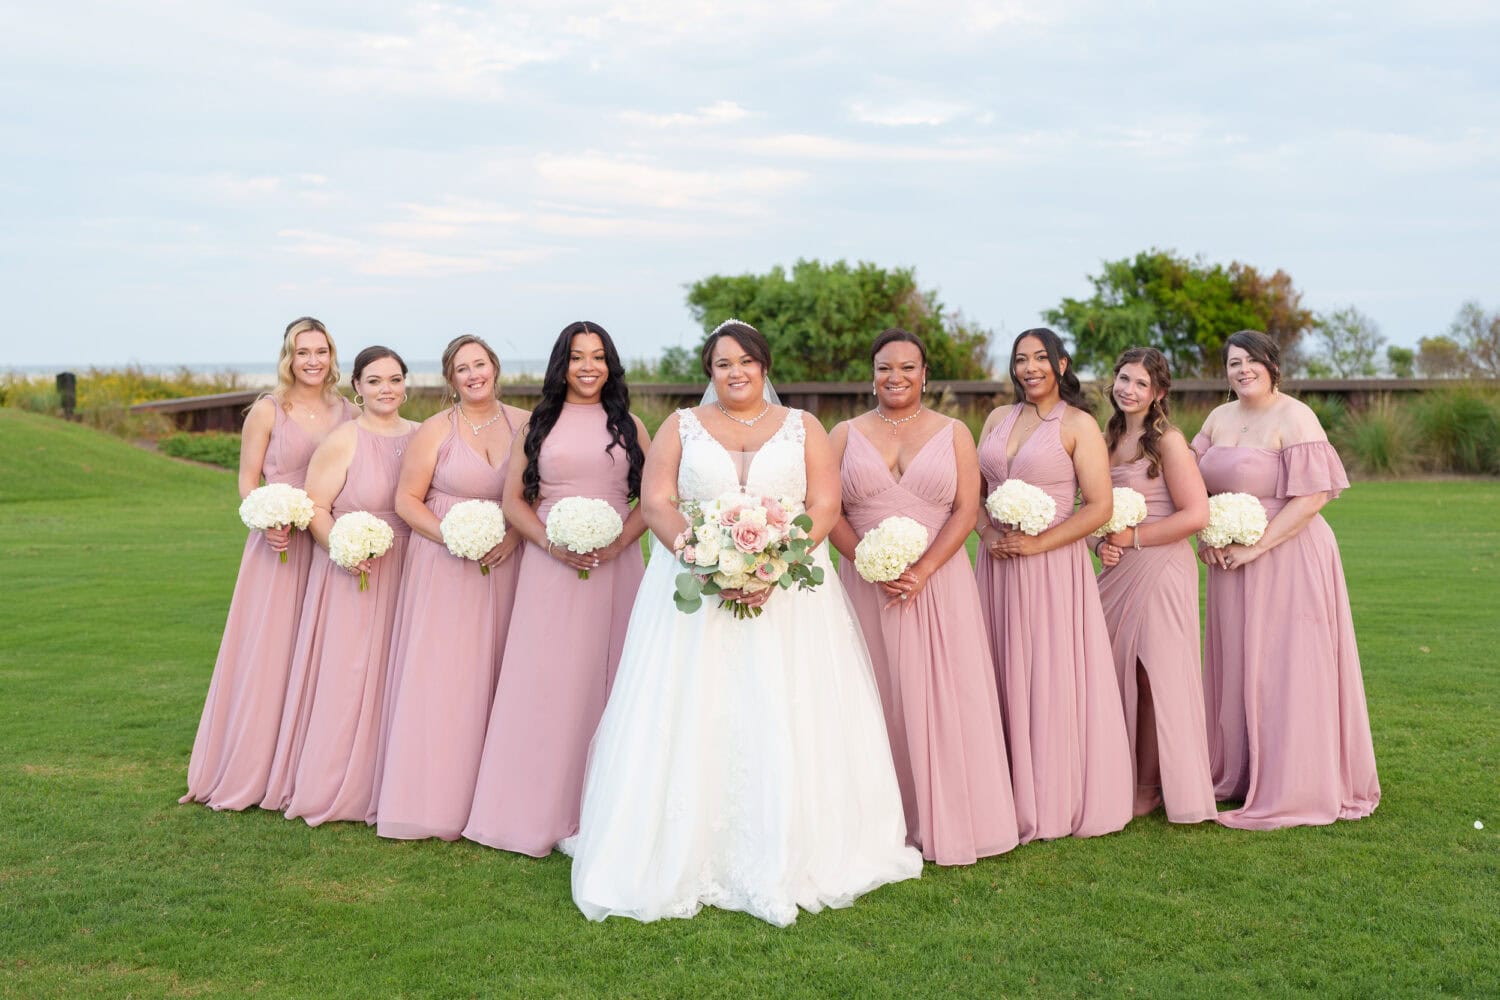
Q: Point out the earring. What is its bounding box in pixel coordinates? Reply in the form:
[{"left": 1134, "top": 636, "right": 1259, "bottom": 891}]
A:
[
  {"left": 353, "top": 393, "right": 365, "bottom": 407},
  {"left": 399, "top": 392, "right": 408, "bottom": 404}
]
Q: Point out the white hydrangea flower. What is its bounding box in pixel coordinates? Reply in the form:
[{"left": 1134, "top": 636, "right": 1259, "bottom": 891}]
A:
[
  {"left": 1093, "top": 486, "right": 1149, "bottom": 538},
  {"left": 440, "top": 499, "right": 506, "bottom": 575},
  {"left": 984, "top": 479, "right": 1057, "bottom": 537},
  {"left": 239, "top": 483, "right": 316, "bottom": 563},
  {"left": 854, "top": 516, "right": 931, "bottom": 583},
  {"left": 545, "top": 496, "right": 624, "bottom": 579},
  {"left": 1200, "top": 492, "right": 1268, "bottom": 548},
  {"left": 327, "top": 510, "right": 395, "bottom": 591}
]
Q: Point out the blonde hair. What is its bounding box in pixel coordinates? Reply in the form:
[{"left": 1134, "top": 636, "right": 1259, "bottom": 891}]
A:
[
  {"left": 271, "top": 317, "right": 342, "bottom": 408},
  {"left": 441, "top": 334, "right": 502, "bottom": 400}
]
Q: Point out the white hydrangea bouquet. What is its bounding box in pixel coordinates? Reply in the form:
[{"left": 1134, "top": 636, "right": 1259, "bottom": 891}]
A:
[
  {"left": 985, "top": 479, "right": 1057, "bottom": 536},
  {"left": 239, "top": 483, "right": 316, "bottom": 563},
  {"left": 1092, "top": 486, "right": 1149, "bottom": 539},
  {"left": 854, "top": 515, "right": 930, "bottom": 583},
  {"left": 1200, "top": 492, "right": 1268, "bottom": 549},
  {"left": 440, "top": 499, "right": 506, "bottom": 575},
  {"left": 327, "top": 510, "right": 395, "bottom": 591},
  {"left": 672, "top": 492, "right": 823, "bottom": 619},
  {"left": 545, "top": 496, "right": 624, "bottom": 580}
]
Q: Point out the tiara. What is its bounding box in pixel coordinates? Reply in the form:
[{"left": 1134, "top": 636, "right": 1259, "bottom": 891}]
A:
[{"left": 710, "top": 317, "right": 754, "bottom": 336}]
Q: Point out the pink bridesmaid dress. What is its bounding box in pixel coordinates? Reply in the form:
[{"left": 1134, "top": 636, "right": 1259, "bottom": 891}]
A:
[
  {"left": 371, "top": 410, "right": 522, "bottom": 840},
  {"left": 1095, "top": 459, "right": 1217, "bottom": 823},
  {"left": 1194, "top": 435, "right": 1379, "bottom": 829},
  {"left": 259, "top": 424, "right": 416, "bottom": 824},
  {"left": 180, "top": 399, "right": 355, "bottom": 810},
  {"left": 463, "top": 402, "right": 645, "bottom": 856},
  {"left": 975, "top": 402, "right": 1133, "bottom": 842},
  {"left": 837, "top": 422, "right": 1019, "bottom": 864}
]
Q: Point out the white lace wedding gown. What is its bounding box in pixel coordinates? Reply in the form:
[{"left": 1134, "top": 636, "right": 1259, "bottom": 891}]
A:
[{"left": 564, "top": 408, "right": 922, "bottom": 926}]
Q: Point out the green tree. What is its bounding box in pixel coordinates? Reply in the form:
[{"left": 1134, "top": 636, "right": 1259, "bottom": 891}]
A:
[
  {"left": 684, "top": 259, "right": 992, "bottom": 381},
  {"left": 1386, "top": 345, "right": 1415, "bottom": 378},
  {"left": 1416, "top": 335, "right": 1469, "bottom": 378},
  {"left": 1043, "top": 249, "right": 1314, "bottom": 377},
  {"left": 1309, "top": 306, "right": 1387, "bottom": 377},
  {"left": 1448, "top": 301, "right": 1500, "bottom": 377}
]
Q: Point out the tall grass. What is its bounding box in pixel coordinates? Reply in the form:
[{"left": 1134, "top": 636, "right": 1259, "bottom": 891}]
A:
[
  {"left": 1409, "top": 386, "right": 1500, "bottom": 474},
  {"left": 1336, "top": 396, "right": 1416, "bottom": 477}
]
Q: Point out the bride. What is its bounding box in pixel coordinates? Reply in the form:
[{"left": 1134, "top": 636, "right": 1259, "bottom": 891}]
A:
[{"left": 564, "top": 321, "right": 922, "bottom": 926}]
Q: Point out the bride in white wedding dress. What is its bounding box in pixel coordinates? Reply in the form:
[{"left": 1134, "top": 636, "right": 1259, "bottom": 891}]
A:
[{"left": 564, "top": 321, "right": 922, "bottom": 926}]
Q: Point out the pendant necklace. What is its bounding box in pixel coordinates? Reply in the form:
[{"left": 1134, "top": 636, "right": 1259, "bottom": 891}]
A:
[
  {"left": 716, "top": 401, "right": 770, "bottom": 426},
  {"left": 460, "top": 404, "right": 504, "bottom": 436},
  {"left": 876, "top": 406, "right": 922, "bottom": 434}
]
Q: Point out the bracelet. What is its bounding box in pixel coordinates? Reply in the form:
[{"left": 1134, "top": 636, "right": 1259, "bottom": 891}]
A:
[
  {"left": 1132, "top": 526, "right": 1140, "bottom": 550},
  {"left": 547, "top": 541, "right": 555, "bottom": 558}
]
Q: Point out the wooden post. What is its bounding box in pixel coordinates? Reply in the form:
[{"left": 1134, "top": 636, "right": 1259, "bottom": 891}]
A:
[{"left": 56, "top": 372, "right": 77, "bottom": 420}]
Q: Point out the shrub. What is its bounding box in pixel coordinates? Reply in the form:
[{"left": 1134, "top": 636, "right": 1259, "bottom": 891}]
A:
[
  {"left": 1336, "top": 397, "right": 1415, "bottom": 477},
  {"left": 1301, "top": 394, "right": 1347, "bottom": 437},
  {"left": 1410, "top": 387, "right": 1500, "bottom": 474},
  {"left": 159, "top": 432, "right": 241, "bottom": 469}
]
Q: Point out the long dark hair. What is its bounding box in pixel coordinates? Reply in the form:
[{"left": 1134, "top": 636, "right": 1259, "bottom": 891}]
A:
[
  {"left": 523, "top": 321, "right": 643, "bottom": 504},
  {"left": 1009, "top": 327, "right": 1086, "bottom": 410},
  {"left": 1105, "top": 347, "right": 1174, "bottom": 479},
  {"left": 1223, "top": 329, "right": 1282, "bottom": 389}
]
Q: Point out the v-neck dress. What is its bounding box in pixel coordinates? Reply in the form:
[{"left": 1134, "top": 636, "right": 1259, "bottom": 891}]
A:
[
  {"left": 837, "top": 421, "right": 1019, "bottom": 864},
  {"left": 371, "top": 409, "right": 522, "bottom": 840},
  {"left": 974, "top": 402, "right": 1133, "bottom": 842}
]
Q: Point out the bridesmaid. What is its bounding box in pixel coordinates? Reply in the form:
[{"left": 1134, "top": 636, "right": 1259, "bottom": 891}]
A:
[
  {"left": 463, "top": 321, "right": 650, "bottom": 856},
  {"left": 371, "top": 335, "right": 528, "bottom": 840},
  {"left": 1093, "top": 348, "right": 1216, "bottom": 824},
  {"left": 181, "top": 317, "right": 355, "bottom": 810},
  {"left": 974, "top": 328, "right": 1133, "bottom": 842},
  {"left": 260, "top": 346, "right": 418, "bottom": 823},
  {"left": 1193, "top": 330, "right": 1379, "bottom": 829},
  {"left": 829, "top": 328, "right": 1019, "bottom": 865}
]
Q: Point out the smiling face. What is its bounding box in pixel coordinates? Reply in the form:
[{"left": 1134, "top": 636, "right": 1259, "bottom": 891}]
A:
[
  {"left": 873, "top": 340, "right": 926, "bottom": 413},
  {"left": 356, "top": 356, "right": 405, "bottom": 418},
  {"left": 450, "top": 342, "right": 497, "bottom": 405},
  {"left": 1013, "top": 334, "right": 1061, "bottom": 404},
  {"left": 565, "top": 332, "right": 608, "bottom": 404},
  {"left": 1111, "top": 361, "right": 1160, "bottom": 417},
  {"left": 1225, "top": 344, "right": 1273, "bottom": 403},
  {"left": 709, "top": 335, "right": 765, "bottom": 409},
  {"left": 291, "top": 330, "right": 332, "bottom": 390}
]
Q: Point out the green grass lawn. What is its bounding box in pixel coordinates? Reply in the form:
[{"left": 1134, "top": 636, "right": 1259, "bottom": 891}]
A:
[{"left": 1, "top": 408, "right": 1497, "bottom": 998}]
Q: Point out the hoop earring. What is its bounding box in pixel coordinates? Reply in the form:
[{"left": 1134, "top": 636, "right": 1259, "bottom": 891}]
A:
[
  {"left": 399, "top": 391, "right": 408, "bottom": 404},
  {"left": 353, "top": 393, "right": 365, "bottom": 407}
]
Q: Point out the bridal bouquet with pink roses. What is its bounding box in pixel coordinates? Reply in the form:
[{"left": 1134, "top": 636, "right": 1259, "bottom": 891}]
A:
[{"left": 672, "top": 492, "right": 824, "bottom": 619}]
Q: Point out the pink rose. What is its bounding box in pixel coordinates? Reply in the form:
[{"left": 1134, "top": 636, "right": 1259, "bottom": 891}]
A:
[
  {"left": 764, "top": 497, "right": 789, "bottom": 531},
  {"left": 673, "top": 530, "right": 689, "bottom": 552},
  {"left": 680, "top": 545, "right": 696, "bottom": 564},
  {"left": 754, "top": 560, "right": 780, "bottom": 582},
  {"left": 732, "top": 520, "right": 772, "bottom": 554},
  {"left": 717, "top": 504, "right": 741, "bottom": 527}
]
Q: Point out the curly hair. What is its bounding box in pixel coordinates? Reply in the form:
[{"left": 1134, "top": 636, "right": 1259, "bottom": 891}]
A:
[
  {"left": 523, "top": 321, "right": 643, "bottom": 505},
  {"left": 1105, "top": 347, "right": 1175, "bottom": 479}
]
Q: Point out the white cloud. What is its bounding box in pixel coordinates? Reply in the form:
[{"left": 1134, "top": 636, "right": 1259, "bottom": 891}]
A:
[
  {"left": 850, "top": 99, "right": 972, "bottom": 127},
  {"left": 533, "top": 153, "right": 806, "bottom": 213},
  {"left": 619, "top": 101, "right": 751, "bottom": 129}
]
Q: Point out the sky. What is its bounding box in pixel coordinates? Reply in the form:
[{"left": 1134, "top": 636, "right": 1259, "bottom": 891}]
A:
[{"left": 2, "top": 0, "right": 1496, "bottom": 369}]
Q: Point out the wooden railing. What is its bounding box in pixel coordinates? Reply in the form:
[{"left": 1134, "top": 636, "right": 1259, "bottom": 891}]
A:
[{"left": 129, "top": 378, "right": 1481, "bottom": 433}]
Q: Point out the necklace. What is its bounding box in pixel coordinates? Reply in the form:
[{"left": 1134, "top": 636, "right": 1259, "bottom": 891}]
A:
[
  {"left": 459, "top": 404, "right": 504, "bottom": 436},
  {"left": 875, "top": 406, "right": 923, "bottom": 433},
  {"left": 716, "top": 400, "right": 770, "bottom": 426}
]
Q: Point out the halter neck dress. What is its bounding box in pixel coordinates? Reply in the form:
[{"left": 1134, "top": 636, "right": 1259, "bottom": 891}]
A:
[
  {"left": 974, "top": 401, "right": 1133, "bottom": 842},
  {"left": 180, "top": 397, "right": 355, "bottom": 810}
]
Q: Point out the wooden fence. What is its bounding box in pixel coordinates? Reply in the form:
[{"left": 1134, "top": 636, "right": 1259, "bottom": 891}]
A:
[{"left": 130, "top": 378, "right": 1479, "bottom": 433}]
